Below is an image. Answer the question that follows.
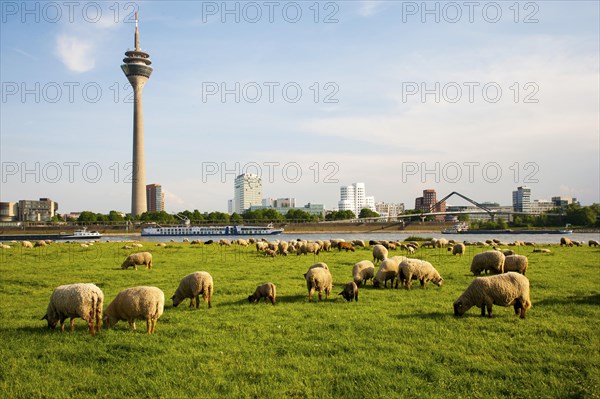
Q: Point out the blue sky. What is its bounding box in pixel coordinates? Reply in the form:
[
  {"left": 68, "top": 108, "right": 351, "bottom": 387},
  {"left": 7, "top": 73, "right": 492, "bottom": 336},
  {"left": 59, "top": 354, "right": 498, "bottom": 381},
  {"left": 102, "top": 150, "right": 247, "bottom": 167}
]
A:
[{"left": 1, "top": 0, "right": 599, "bottom": 214}]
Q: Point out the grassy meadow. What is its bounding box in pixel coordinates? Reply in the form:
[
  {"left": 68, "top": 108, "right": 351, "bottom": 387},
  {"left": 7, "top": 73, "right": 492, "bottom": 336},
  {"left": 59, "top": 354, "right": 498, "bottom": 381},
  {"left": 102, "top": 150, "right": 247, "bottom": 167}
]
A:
[{"left": 0, "top": 240, "right": 599, "bottom": 398}]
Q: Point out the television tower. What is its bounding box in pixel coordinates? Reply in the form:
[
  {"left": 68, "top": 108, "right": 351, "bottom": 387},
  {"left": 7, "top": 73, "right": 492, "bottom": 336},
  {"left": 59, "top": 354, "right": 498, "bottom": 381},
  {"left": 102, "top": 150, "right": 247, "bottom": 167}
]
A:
[{"left": 121, "top": 12, "right": 153, "bottom": 217}]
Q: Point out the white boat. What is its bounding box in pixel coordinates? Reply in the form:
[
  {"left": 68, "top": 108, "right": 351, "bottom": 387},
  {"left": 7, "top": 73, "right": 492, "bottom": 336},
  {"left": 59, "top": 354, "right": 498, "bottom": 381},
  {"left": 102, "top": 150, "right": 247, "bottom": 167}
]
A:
[
  {"left": 64, "top": 228, "right": 102, "bottom": 239},
  {"left": 441, "top": 222, "right": 469, "bottom": 234},
  {"left": 141, "top": 224, "right": 284, "bottom": 237}
]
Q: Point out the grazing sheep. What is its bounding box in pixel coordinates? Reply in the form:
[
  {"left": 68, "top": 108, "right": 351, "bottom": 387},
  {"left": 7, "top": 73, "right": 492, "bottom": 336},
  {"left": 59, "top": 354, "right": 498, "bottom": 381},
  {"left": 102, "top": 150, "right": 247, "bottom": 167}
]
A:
[
  {"left": 0, "top": 244, "right": 11, "bottom": 249},
  {"left": 121, "top": 252, "right": 153, "bottom": 270},
  {"left": 453, "top": 272, "right": 532, "bottom": 319},
  {"left": 352, "top": 240, "right": 365, "bottom": 248},
  {"left": 560, "top": 237, "right": 573, "bottom": 247},
  {"left": 449, "top": 243, "right": 465, "bottom": 256},
  {"left": 34, "top": 240, "right": 47, "bottom": 247},
  {"left": 533, "top": 248, "right": 551, "bottom": 253},
  {"left": 80, "top": 244, "right": 89, "bottom": 248},
  {"left": 406, "top": 246, "right": 416, "bottom": 255},
  {"left": 352, "top": 260, "right": 375, "bottom": 287},
  {"left": 421, "top": 241, "right": 435, "bottom": 248},
  {"left": 305, "top": 266, "right": 333, "bottom": 302},
  {"left": 22, "top": 241, "right": 33, "bottom": 249},
  {"left": 219, "top": 239, "right": 231, "bottom": 246},
  {"left": 277, "top": 241, "right": 289, "bottom": 255},
  {"left": 373, "top": 258, "right": 401, "bottom": 288},
  {"left": 42, "top": 283, "right": 104, "bottom": 336},
  {"left": 321, "top": 240, "right": 332, "bottom": 252},
  {"left": 172, "top": 271, "right": 214, "bottom": 309},
  {"left": 470, "top": 251, "right": 505, "bottom": 276},
  {"left": 264, "top": 249, "right": 277, "bottom": 258},
  {"left": 131, "top": 243, "right": 143, "bottom": 248},
  {"left": 501, "top": 249, "right": 515, "bottom": 256},
  {"left": 155, "top": 243, "right": 167, "bottom": 247},
  {"left": 339, "top": 282, "right": 358, "bottom": 302},
  {"left": 373, "top": 244, "right": 388, "bottom": 264},
  {"left": 236, "top": 239, "right": 249, "bottom": 247},
  {"left": 524, "top": 241, "right": 535, "bottom": 246},
  {"left": 248, "top": 283, "right": 276, "bottom": 305},
  {"left": 190, "top": 240, "right": 202, "bottom": 245},
  {"left": 387, "top": 243, "right": 397, "bottom": 250},
  {"left": 182, "top": 238, "right": 190, "bottom": 243},
  {"left": 204, "top": 240, "right": 214, "bottom": 245},
  {"left": 256, "top": 242, "right": 268, "bottom": 252},
  {"left": 504, "top": 255, "right": 529, "bottom": 275},
  {"left": 103, "top": 286, "right": 164, "bottom": 334},
  {"left": 435, "top": 238, "right": 449, "bottom": 248},
  {"left": 573, "top": 241, "right": 584, "bottom": 247},
  {"left": 304, "top": 262, "right": 329, "bottom": 277},
  {"left": 338, "top": 242, "right": 355, "bottom": 252},
  {"left": 398, "top": 259, "right": 444, "bottom": 289},
  {"left": 589, "top": 240, "right": 600, "bottom": 247},
  {"left": 122, "top": 245, "right": 132, "bottom": 250},
  {"left": 297, "top": 242, "right": 320, "bottom": 256}
]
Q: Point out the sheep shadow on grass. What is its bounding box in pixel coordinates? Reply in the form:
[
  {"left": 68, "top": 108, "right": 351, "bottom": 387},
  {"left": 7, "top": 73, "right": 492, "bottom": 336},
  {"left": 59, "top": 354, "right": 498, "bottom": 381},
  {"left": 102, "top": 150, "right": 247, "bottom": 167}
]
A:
[
  {"left": 394, "top": 311, "right": 450, "bottom": 321},
  {"left": 535, "top": 294, "right": 600, "bottom": 307}
]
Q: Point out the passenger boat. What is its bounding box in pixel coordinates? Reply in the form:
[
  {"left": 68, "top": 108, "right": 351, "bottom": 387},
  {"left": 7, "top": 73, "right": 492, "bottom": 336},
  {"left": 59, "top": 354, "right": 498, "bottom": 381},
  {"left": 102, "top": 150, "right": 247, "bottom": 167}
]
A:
[{"left": 141, "top": 224, "right": 284, "bottom": 237}]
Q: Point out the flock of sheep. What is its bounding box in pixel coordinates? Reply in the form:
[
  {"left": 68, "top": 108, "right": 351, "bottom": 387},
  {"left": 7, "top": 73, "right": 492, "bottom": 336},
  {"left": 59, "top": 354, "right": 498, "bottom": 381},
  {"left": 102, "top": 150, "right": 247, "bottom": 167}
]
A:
[{"left": 3, "top": 234, "right": 596, "bottom": 335}]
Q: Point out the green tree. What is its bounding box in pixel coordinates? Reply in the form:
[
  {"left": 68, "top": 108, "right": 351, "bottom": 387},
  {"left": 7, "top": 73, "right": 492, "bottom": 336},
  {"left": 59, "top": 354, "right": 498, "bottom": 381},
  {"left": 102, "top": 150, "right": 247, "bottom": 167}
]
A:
[
  {"left": 108, "top": 210, "right": 124, "bottom": 222},
  {"left": 77, "top": 211, "right": 97, "bottom": 223},
  {"left": 285, "top": 209, "right": 317, "bottom": 222},
  {"left": 358, "top": 208, "right": 379, "bottom": 218},
  {"left": 230, "top": 213, "right": 243, "bottom": 223},
  {"left": 325, "top": 210, "right": 355, "bottom": 221},
  {"left": 565, "top": 204, "right": 596, "bottom": 226}
]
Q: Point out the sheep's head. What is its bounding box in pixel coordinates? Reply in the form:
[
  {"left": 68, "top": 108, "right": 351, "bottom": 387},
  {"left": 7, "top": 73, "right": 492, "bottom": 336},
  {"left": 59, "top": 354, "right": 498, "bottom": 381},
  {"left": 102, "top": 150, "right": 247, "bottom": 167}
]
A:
[
  {"left": 102, "top": 314, "right": 118, "bottom": 328},
  {"left": 248, "top": 295, "right": 257, "bottom": 304},
  {"left": 373, "top": 279, "right": 381, "bottom": 288},
  {"left": 433, "top": 277, "right": 444, "bottom": 287},
  {"left": 41, "top": 313, "right": 57, "bottom": 329},
  {"left": 171, "top": 294, "right": 183, "bottom": 307},
  {"left": 453, "top": 300, "right": 466, "bottom": 316}
]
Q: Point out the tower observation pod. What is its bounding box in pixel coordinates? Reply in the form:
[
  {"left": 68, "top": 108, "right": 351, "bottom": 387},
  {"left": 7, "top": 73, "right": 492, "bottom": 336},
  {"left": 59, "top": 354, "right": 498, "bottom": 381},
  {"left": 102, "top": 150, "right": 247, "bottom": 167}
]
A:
[{"left": 121, "top": 12, "right": 153, "bottom": 217}]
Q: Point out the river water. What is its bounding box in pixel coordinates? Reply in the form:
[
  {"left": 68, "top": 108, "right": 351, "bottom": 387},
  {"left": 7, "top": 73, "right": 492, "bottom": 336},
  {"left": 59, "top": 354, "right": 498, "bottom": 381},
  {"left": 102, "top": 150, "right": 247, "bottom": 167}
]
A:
[{"left": 97, "top": 232, "right": 600, "bottom": 245}]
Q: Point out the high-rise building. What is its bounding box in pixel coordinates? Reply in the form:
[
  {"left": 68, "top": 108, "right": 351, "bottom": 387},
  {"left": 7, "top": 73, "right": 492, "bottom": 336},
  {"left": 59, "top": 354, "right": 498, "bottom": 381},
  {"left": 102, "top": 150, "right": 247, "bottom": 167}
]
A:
[
  {"left": 415, "top": 189, "right": 445, "bottom": 213},
  {"left": 551, "top": 196, "right": 578, "bottom": 212},
  {"left": 338, "top": 182, "right": 375, "bottom": 217},
  {"left": 122, "top": 13, "right": 153, "bottom": 217},
  {"left": 146, "top": 184, "right": 164, "bottom": 212},
  {"left": 512, "top": 186, "right": 531, "bottom": 213},
  {"left": 17, "top": 198, "right": 58, "bottom": 222},
  {"left": 234, "top": 174, "right": 262, "bottom": 214}
]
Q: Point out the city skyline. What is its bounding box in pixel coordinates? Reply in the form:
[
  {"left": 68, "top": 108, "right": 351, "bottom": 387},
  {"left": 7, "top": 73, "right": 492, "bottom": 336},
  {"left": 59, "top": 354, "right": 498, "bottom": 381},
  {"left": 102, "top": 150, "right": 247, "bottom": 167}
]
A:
[{"left": 1, "top": 2, "right": 599, "bottom": 213}]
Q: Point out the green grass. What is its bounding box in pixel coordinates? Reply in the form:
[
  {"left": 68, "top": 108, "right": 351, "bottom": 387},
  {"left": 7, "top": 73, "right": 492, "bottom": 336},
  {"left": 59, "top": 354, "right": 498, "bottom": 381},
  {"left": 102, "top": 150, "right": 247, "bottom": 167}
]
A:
[{"left": 1, "top": 242, "right": 599, "bottom": 398}]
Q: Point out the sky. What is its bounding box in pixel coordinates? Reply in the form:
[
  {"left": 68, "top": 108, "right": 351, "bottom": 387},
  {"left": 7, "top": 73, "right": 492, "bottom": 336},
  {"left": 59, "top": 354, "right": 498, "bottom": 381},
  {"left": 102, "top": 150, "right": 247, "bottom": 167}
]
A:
[{"left": 1, "top": 0, "right": 599, "bottom": 214}]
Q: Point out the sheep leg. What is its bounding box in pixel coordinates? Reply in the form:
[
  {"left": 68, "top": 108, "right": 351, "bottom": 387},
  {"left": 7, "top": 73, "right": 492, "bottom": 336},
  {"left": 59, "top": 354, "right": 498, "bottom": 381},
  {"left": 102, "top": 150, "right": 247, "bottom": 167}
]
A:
[
  {"left": 420, "top": 279, "right": 425, "bottom": 288},
  {"left": 513, "top": 300, "right": 522, "bottom": 315},
  {"left": 520, "top": 307, "right": 527, "bottom": 319},
  {"left": 354, "top": 293, "right": 358, "bottom": 302},
  {"left": 270, "top": 296, "right": 276, "bottom": 305},
  {"left": 146, "top": 318, "right": 151, "bottom": 334},
  {"left": 318, "top": 291, "right": 323, "bottom": 301},
  {"left": 129, "top": 320, "right": 136, "bottom": 331},
  {"left": 308, "top": 288, "right": 314, "bottom": 302},
  {"left": 189, "top": 297, "right": 195, "bottom": 308},
  {"left": 195, "top": 295, "right": 200, "bottom": 309},
  {"left": 70, "top": 318, "right": 76, "bottom": 332},
  {"left": 148, "top": 260, "right": 152, "bottom": 270},
  {"left": 486, "top": 305, "right": 493, "bottom": 318},
  {"left": 480, "top": 306, "right": 486, "bottom": 317},
  {"left": 95, "top": 309, "right": 102, "bottom": 333}
]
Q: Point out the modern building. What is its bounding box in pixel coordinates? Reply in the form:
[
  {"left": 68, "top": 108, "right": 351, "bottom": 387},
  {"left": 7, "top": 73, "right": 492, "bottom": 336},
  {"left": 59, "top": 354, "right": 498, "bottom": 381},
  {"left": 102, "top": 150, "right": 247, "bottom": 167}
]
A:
[
  {"left": 227, "top": 199, "right": 234, "bottom": 214},
  {"left": 146, "top": 184, "right": 164, "bottom": 212},
  {"left": 375, "top": 202, "right": 405, "bottom": 220},
  {"left": 512, "top": 186, "right": 532, "bottom": 213},
  {"left": 530, "top": 199, "right": 556, "bottom": 215},
  {"left": 249, "top": 203, "right": 325, "bottom": 218},
  {"left": 234, "top": 173, "right": 262, "bottom": 214},
  {"left": 122, "top": 13, "right": 153, "bottom": 217},
  {"left": 338, "top": 182, "right": 375, "bottom": 217},
  {"left": 415, "top": 189, "right": 446, "bottom": 212},
  {"left": 551, "top": 196, "right": 578, "bottom": 212}
]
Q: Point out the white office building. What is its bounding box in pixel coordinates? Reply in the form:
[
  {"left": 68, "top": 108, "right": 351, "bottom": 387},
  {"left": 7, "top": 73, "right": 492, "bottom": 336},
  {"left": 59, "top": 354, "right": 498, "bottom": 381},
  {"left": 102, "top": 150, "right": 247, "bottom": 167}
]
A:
[
  {"left": 234, "top": 174, "right": 262, "bottom": 214},
  {"left": 338, "top": 182, "right": 376, "bottom": 217}
]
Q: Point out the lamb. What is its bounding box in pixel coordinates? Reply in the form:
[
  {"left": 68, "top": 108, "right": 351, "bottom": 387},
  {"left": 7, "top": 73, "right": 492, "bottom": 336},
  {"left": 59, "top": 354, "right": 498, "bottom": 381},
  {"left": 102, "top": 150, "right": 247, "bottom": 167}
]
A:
[
  {"left": 190, "top": 240, "right": 202, "bottom": 245},
  {"left": 560, "top": 237, "right": 573, "bottom": 247},
  {"left": 450, "top": 243, "right": 466, "bottom": 256},
  {"left": 373, "top": 257, "right": 401, "bottom": 288},
  {"left": 372, "top": 244, "right": 388, "bottom": 264},
  {"left": 398, "top": 259, "right": 444, "bottom": 289},
  {"left": 42, "top": 283, "right": 104, "bottom": 336},
  {"left": 171, "top": 271, "right": 214, "bottom": 309},
  {"left": 470, "top": 251, "right": 505, "bottom": 276},
  {"left": 589, "top": 240, "right": 600, "bottom": 247},
  {"left": 338, "top": 242, "right": 355, "bottom": 252},
  {"left": 248, "top": 283, "right": 276, "bottom": 305},
  {"left": 103, "top": 286, "right": 165, "bottom": 334},
  {"left": 121, "top": 252, "right": 153, "bottom": 270},
  {"left": 22, "top": 241, "right": 33, "bottom": 249},
  {"left": 352, "top": 260, "right": 375, "bottom": 286},
  {"left": 339, "top": 281, "right": 358, "bottom": 302},
  {"left": 305, "top": 266, "right": 333, "bottom": 302},
  {"left": 453, "top": 272, "right": 532, "bottom": 319},
  {"left": 503, "top": 255, "right": 529, "bottom": 275}
]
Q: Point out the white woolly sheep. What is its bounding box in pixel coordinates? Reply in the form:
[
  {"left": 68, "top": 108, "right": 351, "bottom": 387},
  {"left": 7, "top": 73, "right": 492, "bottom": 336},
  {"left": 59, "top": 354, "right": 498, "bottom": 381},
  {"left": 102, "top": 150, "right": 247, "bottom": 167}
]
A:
[
  {"left": 372, "top": 244, "right": 388, "bottom": 264},
  {"left": 278, "top": 241, "right": 289, "bottom": 255},
  {"left": 321, "top": 240, "right": 332, "bottom": 252},
  {"left": 352, "top": 260, "right": 375, "bottom": 287},
  {"left": 560, "top": 237, "right": 573, "bottom": 247},
  {"left": 503, "top": 255, "right": 528, "bottom": 275},
  {"left": 0, "top": 244, "right": 11, "bottom": 249},
  {"left": 532, "top": 248, "right": 551, "bottom": 253},
  {"left": 451, "top": 243, "right": 466, "bottom": 256},
  {"left": 103, "top": 286, "right": 164, "bottom": 334},
  {"left": 34, "top": 240, "right": 47, "bottom": 247},
  {"left": 398, "top": 259, "right": 444, "bottom": 289},
  {"left": 352, "top": 240, "right": 366, "bottom": 248},
  {"left": 121, "top": 252, "right": 153, "bottom": 270},
  {"left": 42, "top": 283, "right": 104, "bottom": 336},
  {"left": 435, "top": 238, "right": 449, "bottom": 248},
  {"left": 264, "top": 249, "right": 277, "bottom": 258},
  {"left": 155, "top": 242, "right": 167, "bottom": 247},
  {"left": 305, "top": 266, "right": 333, "bottom": 302},
  {"left": 589, "top": 240, "right": 599, "bottom": 247},
  {"left": 339, "top": 281, "right": 358, "bottom": 302},
  {"left": 453, "top": 272, "right": 532, "bottom": 319},
  {"left": 219, "top": 239, "right": 231, "bottom": 246},
  {"left": 122, "top": 245, "right": 133, "bottom": 250},
  {"left": 373, "top": 258, "right": 401, "bottom": 288},
  {"left": 248, "top": 283, "right": 276, "bottom": 305},
  {"left": 172, "top": 271, "right": 214, "bottom": 309},
  {"left": 471, "top": 251, "right": 505, "bottom": 276},
  {"left": 22, "top": 241, "right": 33, "bottom": 249}
]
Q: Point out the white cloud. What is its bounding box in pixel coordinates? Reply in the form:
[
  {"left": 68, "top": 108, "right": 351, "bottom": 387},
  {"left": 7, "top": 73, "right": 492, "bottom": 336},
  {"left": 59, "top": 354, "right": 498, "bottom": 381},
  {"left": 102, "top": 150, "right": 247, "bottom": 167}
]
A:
[
  {"left": 358, "top": 1, "right": 385, "bottom": 17},
  {"left": 55, "top": 34, "right": 96, "bottom": 73}
]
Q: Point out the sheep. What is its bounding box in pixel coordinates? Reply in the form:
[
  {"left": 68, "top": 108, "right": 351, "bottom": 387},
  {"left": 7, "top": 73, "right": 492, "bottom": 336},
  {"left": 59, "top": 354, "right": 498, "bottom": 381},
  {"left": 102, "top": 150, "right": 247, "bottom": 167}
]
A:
[
  {"left": 372, "top": 244, "right": 388, "bottom": 264},
  {"left": 398, "top": 259, "right": 443, "bottom": 289},
  {"left": 560, "top": 237, "right": 573, "bottom": 247},
  {"left": 338, "top": 242, "right": 355, "bottom": 252},
  {"left": 589, "top": 240, "right": 600, "bottom": 247},
  {"left": 524, "top": 241, "right": 535, "bottom": 246},
  {"left": 572, "top": 241, "right": 583, "bottom": 247},
  {"left": 305, "top": 266, "right": 333, "bottom": 302},
  {"left": 236, "top": 239, "right": 249, "bottom": 247},
  {"left": 0, "top": 244, "right": 11, "bottom": 249},
  {"left": 278, "top": 241, "right": 289, "bottom": 255},
  {"left": 182, "top": 238, "right": 190, "bottom": 243},
  {"left": 373, "top": 257, "right": 401, "bottom": 288},
  {"left": 435, "top": 238, "right": 449, "bottom": 248},
  {"left": 339, "top": 282, "right": 358, "bottom": 302},
  {"left": 297, "top": 242, "right": 320, "bottom": 256},
  {"left": 500, "top": 249, "right": 515, "bottom": 256},
  {"left": 190, "top": 240, "right": 202, "bottom": 245},
  {"left": 352, "top": 260, "right": 375, "bottom": 287},
  {"left": 131, "top": 243, "right": 143, "bottom": 248},
  {"left": 42, "top": 283, "right": 104, "bottom": 336},
  {"left": 264, "top": 249, "right": 277, "bottom": 258},
  {"left": 171, "top": 271, "right": 213, "bottom": 309},
  {"left": 421, "top": 241, "right": 435, "bottom": 248},
  {"left": 449, "top": 243, "right": 466, "bottom": 256},
  {"left": 21, "top": 241, "right": 33, "bottom": 249},
  {"left": 219, "top": 239, "right": 231, "bottom": 246},
  {"left": 470, "top": 251, "right": 505, "bottom": 276},
  {"left": 248, "top": 283, "right": 276, "bottom": 305},
  {"left": 406, "top": 246, "right": 416, "bottom": 255},
  {"left": 504, "top": 255, "right": 528, "bottom": 275},
  {"left": 121, "top": 252, "right": 153, "bottom": 270},
  {"left": 533, "top": 248, "right": 551, "bottom": 253},
  {"left": 321, "top": 240, "right": 332, "bottom": 252},
  {"left": 453, "top": 272, "right": 532, "bottom": 319},
  {"left": 352, "top": 240, "right": 365, "bottom": 248},
  {"left": 80, "top": 244, "right": 89, "bottom": 248},
  {"left": 204, "top": 240, "right": 214, "bottom": 245},
  {"left": 34, "top": 240, "right": 47, "bottom": 247},
  {"left": 103, "top": 286, "right": 164, "bottom": 334},
  {"left": 122, "top": 245, "right": 133, "bottom": 250},
  {"left": 387, "top": 242, "right": 397, "bottom": 250},
  {"left": 256, "top": 242, "right": 268, "bottom": 252}
]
